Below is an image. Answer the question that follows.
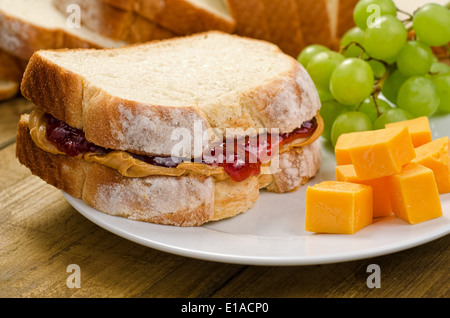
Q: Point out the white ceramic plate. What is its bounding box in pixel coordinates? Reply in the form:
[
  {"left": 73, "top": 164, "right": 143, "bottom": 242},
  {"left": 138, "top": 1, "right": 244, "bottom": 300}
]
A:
[{"left": 64, "top": 115, "right": 450, "bottom": 266}]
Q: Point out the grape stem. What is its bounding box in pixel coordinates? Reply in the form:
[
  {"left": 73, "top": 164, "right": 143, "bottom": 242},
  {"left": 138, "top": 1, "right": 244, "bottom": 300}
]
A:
[
  {"left": 340, "top": 41, "right": 390, "bottom": 69},
  {"left": 396, "top": 7, "right": 414, "bottom": 20},
  {"left": 340, "top": 41, "right": 392, "bottom": 117},
  {"left": 371, "top": 65, "right": 391, "bottom": 116}
]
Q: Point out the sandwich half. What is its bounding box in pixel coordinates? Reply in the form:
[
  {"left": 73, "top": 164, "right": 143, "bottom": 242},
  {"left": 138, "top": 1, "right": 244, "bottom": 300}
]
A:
[{"left": 16, "top": 32, "right": 323, "bottom": 226}]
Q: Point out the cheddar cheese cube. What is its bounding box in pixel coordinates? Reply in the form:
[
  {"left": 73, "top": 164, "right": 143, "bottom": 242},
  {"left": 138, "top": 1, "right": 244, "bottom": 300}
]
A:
[
  {"left": 385, "top": 116, "right": 432, "bottom": 148},
  {"left": 412, "top": 137, "right": 450, "bottom": 194},
  {"left": 305, "top": 181, "right": 373, "bottom": 234},
  {"left": 334, "top": 132, "right": 359, "bottom": 165},
  {"left": 336, "top": 165, "right": 392, "bottom": 218},
  {"left": 388, "top": 163, "right": 442, "bottom": 224},
  {"left": 348, "top": 126, "right": 416, "bottom": 180}
]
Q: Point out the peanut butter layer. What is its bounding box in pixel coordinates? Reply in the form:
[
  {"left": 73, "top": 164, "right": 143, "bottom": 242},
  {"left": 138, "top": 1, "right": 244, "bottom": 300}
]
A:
[{"left": 28, "top": 108, "right": 323, "bottom": 180}]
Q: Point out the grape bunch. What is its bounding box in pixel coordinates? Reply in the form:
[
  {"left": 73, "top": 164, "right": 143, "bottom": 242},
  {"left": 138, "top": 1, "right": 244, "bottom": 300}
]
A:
[{"left": 297, "top": 0, "right": 450, "bottom": 147}]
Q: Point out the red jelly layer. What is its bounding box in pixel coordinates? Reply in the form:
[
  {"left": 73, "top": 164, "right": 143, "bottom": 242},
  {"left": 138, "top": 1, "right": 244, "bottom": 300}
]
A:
[{"left": 44, "top": 114, "right": 317, "bottom": 182}]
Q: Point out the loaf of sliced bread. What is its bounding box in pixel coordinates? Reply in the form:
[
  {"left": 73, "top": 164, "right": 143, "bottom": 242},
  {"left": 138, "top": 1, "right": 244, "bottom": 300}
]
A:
[
  {"left": 0, "top": 0, "right": 125, "bottom": 60},
  {"left": 52, "top": 0, "right": 176, "bottom": 42},
  {"left": 21, "top": 32, "right": 321, "bottom": 158}
]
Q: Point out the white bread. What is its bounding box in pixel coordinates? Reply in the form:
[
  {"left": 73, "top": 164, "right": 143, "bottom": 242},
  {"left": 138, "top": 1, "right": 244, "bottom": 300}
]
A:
[
  {"left": 0, "top": 79, "right": 19, "bottom": 101},
  {"left": 21, "top": 32, "right": 321, "bottom": 158},
  {"left": 101, "top": 0, "right": 235, "bottom": 35},
  {"left": 16, "top": 114, "right": 322, "bottom": 226},
  {"left": 0, "top": 0, "right": 125, "bottom": 60},
  {"left": 52, "top": 0, "right": 176, "bottom": 43}
]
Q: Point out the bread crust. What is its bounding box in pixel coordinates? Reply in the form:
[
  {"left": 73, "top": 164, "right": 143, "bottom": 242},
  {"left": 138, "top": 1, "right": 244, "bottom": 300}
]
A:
[
  {"left": 20, "top": 33, "right": 321, "bottom": 157},
  {"left": 260, "top": 0, "right": 305, "bottom": 58},
  {"left": 52, "top": 0, "right": 176, "bottom": 43},
  {"left": 294, "top": 0, "right": 338, "bottom": 50},
  {"left": 138, "top": 0, "right": 235, "bottom": 35},
  {"left": 16, "top": 114, "right": 321, "bottom": 226},
  {"left": 337, "top": 0, "right": 358, "bottom": 38},
  {"left": 226, "top": 0, "right": 270, "bottom": 41}
]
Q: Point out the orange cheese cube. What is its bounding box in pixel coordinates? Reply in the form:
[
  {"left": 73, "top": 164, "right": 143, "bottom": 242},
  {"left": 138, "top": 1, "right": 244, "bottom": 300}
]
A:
[
  {"left": 385, "top": 116, "right": 432, "bottom": 148},
  {"left": 412, "top": 137, "right": 450, "bottom": 194},
  {"left": 388, "top": 163, "right": 442, "bottom": 224},
  {"left": 336, "top": 165, "right": 392, "bottom": 218},
  {"left": 305, "top": 181, "right": 373, "bottom": 234},
  {"left": 348, "top": 126, "right": 416, "bottom": 180},
  {"left": 334, "top": 132, "right": 359, "bottom": 165}
]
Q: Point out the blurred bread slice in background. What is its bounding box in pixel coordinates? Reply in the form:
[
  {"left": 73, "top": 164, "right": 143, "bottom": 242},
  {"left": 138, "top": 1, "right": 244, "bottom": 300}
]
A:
[
  {"left": 261, "top": 0, "right": 306, "bottom": 58},
  {"left": 52, "top": 0, "right": 176, "bottom": 42},
  {"left": 100, "top": 0, "right": 236, "bottom": 35},
  {"left": 0, "top": 49, "right": 27, "bottom": 83},
  {"left": 0, "top": 0, "right": 125, "bottom": 61},
  {"left": 0, "top": 79, "right": 19, "bottom": 101},
  {"left": 336, "top": 0, "right": 359, "bottom": 38}
]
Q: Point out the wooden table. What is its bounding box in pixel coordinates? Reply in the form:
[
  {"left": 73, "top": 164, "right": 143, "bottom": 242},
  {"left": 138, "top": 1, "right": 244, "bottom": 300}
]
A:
[{"left": 0, "top": 97, "right": 448, "bottom": 300}]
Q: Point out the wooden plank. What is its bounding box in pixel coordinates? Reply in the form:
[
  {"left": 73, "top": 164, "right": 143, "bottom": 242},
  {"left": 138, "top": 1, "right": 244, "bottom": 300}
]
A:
[
  {"left": 0, "top": 97, "right": 34, "bottom": 149},
  {"left": 211, "top": 236, "right": 449, "bottom": 298}
]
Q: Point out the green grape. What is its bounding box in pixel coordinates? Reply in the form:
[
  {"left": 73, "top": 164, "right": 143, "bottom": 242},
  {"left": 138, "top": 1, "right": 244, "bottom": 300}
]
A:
[
  {"left": 358, "top": 97, "right": 392, "bottom": 123},
  {"left": 363, "top": 15, "right": 407, "bottom": 61},
  {"left": 381, "top": 69, "right": 408, "bottom": 104},
  {"left": 307, "top": 51, "right": 345, "bottom": 93},
  {"left": 413, "top": 3, "right": 450, "bottom": 46},
  {"left": 320, "top": 100, "right": 348, "bottom": 142},
  {"left": 432, "top": 73, "right": 450, "bottom": 113},
  {"left": 430, "top": 61, "right": 450, "bottom": 74},
  {"left": 340, "top": 27, "right": 366, "bottom": 58},
  {"left": 297, "top": 44, "right": 330, "bottom": 67},
  {"left": 396, "top": 41, "right": 434, "bottom": 77},
  {"left": 397, "top": 76, "right": 440, "bottom": 117},
  {"left": 318, "top": 89, "right": 334, "bottom": 102},
  {"left": 330, "top": 58, "right": 374, "bottom": 106},
  {"left": 367, "top": 59, "right": 386, "bottom": 79},
  {"left": 331, "top": 112, "right": 373, "bottom": 147},
  {"left": 353, "top": 0, "right": 397, "bottom": 30},
  {"left": 373, "top": 108, "right": 413, "bottom": 129}
]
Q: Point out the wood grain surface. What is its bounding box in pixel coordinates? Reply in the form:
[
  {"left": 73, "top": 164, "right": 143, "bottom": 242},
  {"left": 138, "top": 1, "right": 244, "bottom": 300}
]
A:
[{"left": 0, "top": 97, "right": 448, "bottom": 299}]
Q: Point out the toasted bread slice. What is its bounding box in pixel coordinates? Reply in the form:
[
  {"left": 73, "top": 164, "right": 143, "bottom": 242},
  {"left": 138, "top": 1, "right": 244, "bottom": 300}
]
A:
[
  {"left": 0, "top": 0, "right": 125, "bottom": 60},
  {"left": 52, "top": 0, "right": 176, "bottom": 42},
  {"left": 21, "top": 32, "right": 321, "bottom": 157},
  {"left": 16, "top": 114, "right": 321, "bottom": 226}
]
